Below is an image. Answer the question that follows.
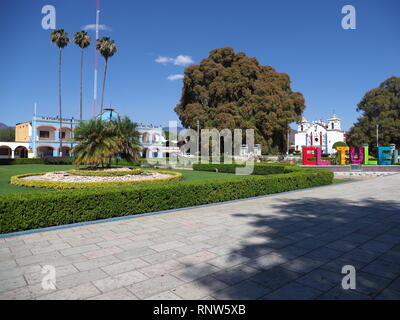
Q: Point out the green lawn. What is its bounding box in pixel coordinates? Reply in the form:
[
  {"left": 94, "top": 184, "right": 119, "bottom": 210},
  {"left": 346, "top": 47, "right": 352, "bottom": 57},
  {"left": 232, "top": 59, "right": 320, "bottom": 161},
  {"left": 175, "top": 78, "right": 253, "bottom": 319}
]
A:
[{"left": 0, "top": 164, "right": 244, "bottom": 195}]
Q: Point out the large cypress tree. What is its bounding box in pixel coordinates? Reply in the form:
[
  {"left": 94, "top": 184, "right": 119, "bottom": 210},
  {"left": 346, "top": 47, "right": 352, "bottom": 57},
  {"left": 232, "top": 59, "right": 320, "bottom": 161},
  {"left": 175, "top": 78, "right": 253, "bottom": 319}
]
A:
[
  {"left": 174, "top": 47, "right": 305, "bottom": 154},
  {"left": 348, "top": 76, "right": 400, "bottom": 153}
]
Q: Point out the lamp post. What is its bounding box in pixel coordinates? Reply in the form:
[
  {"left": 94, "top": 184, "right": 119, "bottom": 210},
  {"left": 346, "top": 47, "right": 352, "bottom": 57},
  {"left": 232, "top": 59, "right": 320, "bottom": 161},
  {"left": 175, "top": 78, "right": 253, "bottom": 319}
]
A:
[{"left": 376, "top": 123, "right": 379, "bottom": 148}]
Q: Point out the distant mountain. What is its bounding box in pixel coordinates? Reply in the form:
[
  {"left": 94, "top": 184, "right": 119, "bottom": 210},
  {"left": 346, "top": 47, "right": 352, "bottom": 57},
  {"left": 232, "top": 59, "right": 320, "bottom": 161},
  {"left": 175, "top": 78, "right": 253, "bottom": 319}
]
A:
[{"left": 0, "top": 122, "right": 9, "bottom": 129}]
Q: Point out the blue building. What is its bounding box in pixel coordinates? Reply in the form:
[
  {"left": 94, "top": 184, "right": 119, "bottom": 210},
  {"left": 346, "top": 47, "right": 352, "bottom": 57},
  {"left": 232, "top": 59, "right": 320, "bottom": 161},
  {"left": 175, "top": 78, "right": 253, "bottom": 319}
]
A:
[{"left": 3, "top": 109, "right": 165, "bottom": 159}]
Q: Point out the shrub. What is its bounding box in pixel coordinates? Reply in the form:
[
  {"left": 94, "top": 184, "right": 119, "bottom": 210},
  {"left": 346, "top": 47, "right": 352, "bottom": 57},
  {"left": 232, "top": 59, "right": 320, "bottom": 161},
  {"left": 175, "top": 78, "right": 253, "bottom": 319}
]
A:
[
  {"left": 0, "top": 158, "right": 44, "bottom": 165},
  {"left": 193, "top": 163, "right": 288, "bottom": 175},
  {"left": 68, "top": 168, "right": 143, "bottom": 176},
  {"left": 43, "top": 157, "right": 73, "bottom": 165},
  {"left": 9, "top": 170, "right": 182, "bottom": 190},
  {"left": 0, "top": 168, "right": 333, "bottom": 233}
]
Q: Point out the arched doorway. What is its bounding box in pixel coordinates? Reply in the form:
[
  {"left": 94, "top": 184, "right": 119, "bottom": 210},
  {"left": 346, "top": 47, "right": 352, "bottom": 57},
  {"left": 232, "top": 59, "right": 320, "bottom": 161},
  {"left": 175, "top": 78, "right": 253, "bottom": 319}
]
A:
[
  {"left": 60, "top": 146, "right": 70, "bottom": 157},
  {"left": 37, "top": 146, "right": 54, "bottom": 157},
  {"left": 14, "top": 146, "right": 28, "bottom": 158},
  {"left": 0, "top": 146, "right": 12, "bottom": 159},
  {"left": 141, "top": 147, "right": 149, "bottom": 158}
]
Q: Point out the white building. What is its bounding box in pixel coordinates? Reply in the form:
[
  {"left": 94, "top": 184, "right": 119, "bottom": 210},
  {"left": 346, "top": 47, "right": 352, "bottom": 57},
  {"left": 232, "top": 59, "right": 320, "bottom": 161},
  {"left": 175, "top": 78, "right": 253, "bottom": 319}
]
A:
[{"left": 294, "top": 114, "right": 346, "bottom": 154}]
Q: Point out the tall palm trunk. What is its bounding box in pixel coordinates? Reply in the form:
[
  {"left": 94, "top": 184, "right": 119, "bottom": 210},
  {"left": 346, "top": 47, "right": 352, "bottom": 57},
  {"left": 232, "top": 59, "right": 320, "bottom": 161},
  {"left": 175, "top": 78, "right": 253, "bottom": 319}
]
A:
[
  {"left": 80, "top": 49, "right": 83, "bottom": 121},
  {"left": 59, "top": 48, "right": 63, "bottom": 157},
  {"left": 100, "top": 58, "right": 108, "bottom": 115}
]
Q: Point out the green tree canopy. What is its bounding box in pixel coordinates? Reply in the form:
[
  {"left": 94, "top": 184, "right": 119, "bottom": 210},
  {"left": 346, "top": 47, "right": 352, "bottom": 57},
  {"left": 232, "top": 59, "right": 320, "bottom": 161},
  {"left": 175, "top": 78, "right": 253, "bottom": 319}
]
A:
[
  {"left": 73, "top": 116, "right": 140, "bottom": 167},
  {"left": 348, "top": 76, "right": 400, "bottom": 153},
  {"left": 0, "top": 127, "right": 15, "bottom": 142},
  {"left": 174, "top": 47, "right": 305, "bottom": 154}
]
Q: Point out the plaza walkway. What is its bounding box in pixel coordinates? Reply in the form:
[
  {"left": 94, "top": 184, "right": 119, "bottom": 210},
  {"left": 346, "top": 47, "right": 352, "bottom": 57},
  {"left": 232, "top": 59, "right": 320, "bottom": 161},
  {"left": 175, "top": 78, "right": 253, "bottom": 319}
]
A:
[{"left": 1, "top": 174, "right": 400, "bottom": 300}]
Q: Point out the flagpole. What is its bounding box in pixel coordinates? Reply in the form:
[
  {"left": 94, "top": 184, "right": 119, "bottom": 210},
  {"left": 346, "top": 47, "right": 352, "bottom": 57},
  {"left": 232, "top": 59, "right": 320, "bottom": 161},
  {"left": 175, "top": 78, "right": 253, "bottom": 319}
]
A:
[{"left": 93, "top": 0, "right": 100, "bottom": 118}]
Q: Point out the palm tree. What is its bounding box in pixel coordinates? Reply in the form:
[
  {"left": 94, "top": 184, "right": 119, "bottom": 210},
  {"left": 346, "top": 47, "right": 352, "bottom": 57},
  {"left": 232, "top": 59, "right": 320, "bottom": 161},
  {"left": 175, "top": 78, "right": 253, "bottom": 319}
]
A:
[
  {"left": 50, "top": 29, "right": 70, "bottom": 156},
  {"left": 73, "top": 116, "right": 141, "bottom": 167},
  {"left": 96, "top": 37, "right": 117, "bottom": 115},
  {"left": 73, "top": 31, "right": 91, "bottom": 121},
  {"left": 109, "top": 117, "right": 141, "bottom": 166},
  {"left": 73, "top": 118, "right": 116, "bottom": 167}
]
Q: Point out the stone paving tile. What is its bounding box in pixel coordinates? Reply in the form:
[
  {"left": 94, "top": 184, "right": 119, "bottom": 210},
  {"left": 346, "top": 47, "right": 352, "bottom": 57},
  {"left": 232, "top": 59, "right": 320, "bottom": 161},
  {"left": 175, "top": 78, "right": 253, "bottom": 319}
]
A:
[
  {"left": 141, "top": 250, "right": 184, "bottom": 265},
  {"left": 262, "top": 281, "right": 323, "bottom": 300},
  {"left": 375, "top": 288, "right": 400, "bottom": 300},
  {"left": 115, "top": 247, "right": 158, "bottom": 261},
  {"left": 24, "top": 265, "right": 79, "bottom": 285},
  {"left": 295, "top": 268, "right": 341, "bottom": 292},
  {"left": 340, "top": 248, "right": 382, "bottom": 264},
  {"left": 138, "top": 260, "right": 186, "bottom": 278},
  {"left": 254, "top": 252, "right": 287, "bottom": 270},
  {"left": 318, "top": 286, "right": 371, "bottom": 300},
  {"left": 177, "top": 251, "right": 217, "bottom": 265},
  {"left": 56, "top": 268, "right": 108, "bottom": 290},
  {"left": 82, "top": 247, "right": 123, "bottom": 259},
  {"left": 0, "top": 276, "right": 26, "bottom": 293},
  {"left": 354, "top": 271, "right": 393, "bottom": 298},
  {"left": 93, "top": 270, "right": 148, "bottom": 292},
  {"left": 212, "top": 280, "right": 271, "bottom": 300},
  {"left": 101, "top": 258, "right": 149, "bottom": 276},
  {"left": 295, "top": 238, "right": 327, "bottom": 250},
  {"left": 37, "top": 283, "right": 100, "bottom": 300},
  {"left": 207, "top": 254, "right": 249, "bottom": 269},
  {"left": 89, "top": 287, "right": 138, "bottom": 300},
  {"left": 0, "top": 259, "right": 17, "bottom": 271},
  {"left": 325, "top": 240, "right": 359, "bottom": 252},
  {"left": 249, "top": 266, "right": 301, "bottom": 291},
  {"left": 171, "top": 275, "right": 228, "bottom": 300},
  {"left": 0, "top": 264, "right": 42, "bottom": 281},
  {"left": 361, "top": 259, "right": 400, "bottom": 280},
  {"left": 126, "top": 275, "right": 184, "bottom": 299},
  {"left": 145, "top": 291, "right": 183, "bottom": 300},
  {"left": 211, "top": 264, "right": 260, "bottom": 286},
  {"left": 73, "top": 255, "right": 121, "bottom": 272},
  {"left": 303, "top": 247, "right": 344, "bottom": 263},
  {"left": 281, "top": 257, "right": 325, "bottom": 274},
  {"left": 171, "top": 263, "right": 221, "bottom": 282},
  {"left": 60, "top": 244, "right": 100, "bottom": 257}
]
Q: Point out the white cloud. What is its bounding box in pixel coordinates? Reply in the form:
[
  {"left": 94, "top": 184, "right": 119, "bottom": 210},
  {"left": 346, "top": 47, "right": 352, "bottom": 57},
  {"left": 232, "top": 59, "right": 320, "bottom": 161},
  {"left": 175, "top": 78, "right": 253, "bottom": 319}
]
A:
[
  {"left": 173, "top": 55, "right": 194, "bottom": 66},
  {"left": 82, "top": 24, "right": 112, "bottom": 31},
  {"left": 155, "top": 55, "right": 194, "bottom": 66},
  {"left": 155, "top": 56, "right": 173, "bottom": 64},
  {"left": 167, "top": 74, "right": 184, "bottom": 81}
]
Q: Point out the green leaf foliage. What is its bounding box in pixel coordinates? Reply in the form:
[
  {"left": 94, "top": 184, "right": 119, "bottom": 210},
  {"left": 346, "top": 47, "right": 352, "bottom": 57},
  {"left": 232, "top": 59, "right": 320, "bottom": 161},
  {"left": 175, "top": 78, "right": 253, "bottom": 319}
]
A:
[
  {"left": 347, "top": 76, "right": 400, "bottom": 154},
  {"left": 174, "top": 47, "right": 306, "bottom": 154}
]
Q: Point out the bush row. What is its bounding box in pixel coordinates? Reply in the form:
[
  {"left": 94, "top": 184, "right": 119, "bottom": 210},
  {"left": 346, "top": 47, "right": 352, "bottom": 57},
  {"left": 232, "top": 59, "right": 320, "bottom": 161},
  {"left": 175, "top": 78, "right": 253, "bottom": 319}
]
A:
[
  {"left": 0, "top": 157, "right": 74, "bottom": 165},
  {"left": 68, "top": 168, "right": 143, "bottom": 176},
  {"left": 0, "top": 158, "right": 44, "bottom": 165},
  {"left": 9, "top": 170, "right": 182, "bottom": 190},
  {"left": 0, "top": 168, "right": 333, "bottom": 233},
  {"left": 192, "top": 163, "right": 289, "bottom": 175}
]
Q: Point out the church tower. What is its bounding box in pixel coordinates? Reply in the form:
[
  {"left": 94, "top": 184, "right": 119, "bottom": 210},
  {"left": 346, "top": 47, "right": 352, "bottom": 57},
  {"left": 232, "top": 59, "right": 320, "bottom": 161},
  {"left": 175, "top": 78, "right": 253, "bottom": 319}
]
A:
[
  {"left": 297, "top": 117, "right": 310, "bottom": 132},
  {"left": 327, "top": 114, "right": 341, "bottom": 131}
]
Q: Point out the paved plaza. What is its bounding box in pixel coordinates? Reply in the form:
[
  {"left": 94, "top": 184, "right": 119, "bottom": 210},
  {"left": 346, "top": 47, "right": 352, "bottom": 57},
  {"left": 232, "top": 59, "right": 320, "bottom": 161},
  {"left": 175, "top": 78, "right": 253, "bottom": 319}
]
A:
[{"left": 1, "top": 174, "right": 400, "bottom": 300}]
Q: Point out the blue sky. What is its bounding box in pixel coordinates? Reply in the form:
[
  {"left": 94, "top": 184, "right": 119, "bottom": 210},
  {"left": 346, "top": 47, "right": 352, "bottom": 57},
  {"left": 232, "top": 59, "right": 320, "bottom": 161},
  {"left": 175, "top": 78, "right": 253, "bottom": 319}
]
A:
[{"left": 0, "top": 0, "right": 399, "bottom": 130}]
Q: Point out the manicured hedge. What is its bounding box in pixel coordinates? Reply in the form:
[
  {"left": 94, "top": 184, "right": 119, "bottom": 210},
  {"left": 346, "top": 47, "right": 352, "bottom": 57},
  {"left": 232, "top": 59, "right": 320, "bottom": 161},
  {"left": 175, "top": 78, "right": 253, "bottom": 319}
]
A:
[
  {"left": 0, "top": 168, "right": 333, "bottom": 233},
  {"left": 68, "top": 168, "right": 143, "bottom": 176},
  {"left": 9, "top": 170, "right": 182, "bottom": 190},
  {"left": 43, "top": 157, "right": 73, "bottom": 165},
  {"left": 193, "top": 163, "right": 289, "bottom": 175},
  {"left": 0, "top": 158, "right": 44, "bottom": 165}
]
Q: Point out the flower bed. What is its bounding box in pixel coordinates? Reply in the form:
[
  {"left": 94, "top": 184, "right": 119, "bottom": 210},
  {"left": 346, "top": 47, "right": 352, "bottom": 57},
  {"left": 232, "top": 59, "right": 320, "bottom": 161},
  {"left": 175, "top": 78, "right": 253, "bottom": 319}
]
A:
[
  {"left": 9, "top": 170, "right": 182, "bottom": 190},
  {"left": 68, "top": 168, "right": 143, "bottom": 176}
]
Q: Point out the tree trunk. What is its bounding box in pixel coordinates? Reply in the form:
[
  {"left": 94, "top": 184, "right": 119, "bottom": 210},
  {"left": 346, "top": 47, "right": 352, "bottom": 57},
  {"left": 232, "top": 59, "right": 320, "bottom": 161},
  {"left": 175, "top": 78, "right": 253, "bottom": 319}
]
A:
[
  {"left": 59, "top": 48, "right": 63, "bottom": 157},
  {"left": 80, "top": 49, "right": 83, "bottom": 121},
  {"left": 100, "top": 58, "right": 108, "bottom": 115}
]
